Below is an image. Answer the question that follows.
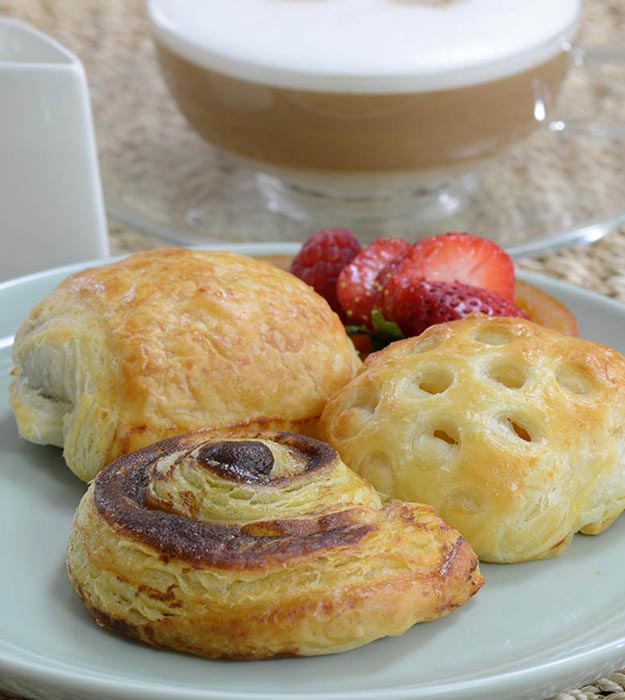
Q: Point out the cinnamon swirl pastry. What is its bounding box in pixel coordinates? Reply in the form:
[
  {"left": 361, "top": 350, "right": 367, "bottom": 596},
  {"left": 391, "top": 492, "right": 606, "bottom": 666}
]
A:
[
  {"left": 9, "top": 248, "right": 360, "bottom": 481},
  {"left": 66, "top": 432, "right": 483, "bottom": 659},
  {"left": 319, "top": 315, "right": 625, "bottom": 563}
]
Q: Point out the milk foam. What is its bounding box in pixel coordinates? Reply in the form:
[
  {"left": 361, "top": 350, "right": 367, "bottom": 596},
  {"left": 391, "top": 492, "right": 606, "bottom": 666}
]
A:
[{"left": 149, "top": 0, "right": 580, "bottom": 93}]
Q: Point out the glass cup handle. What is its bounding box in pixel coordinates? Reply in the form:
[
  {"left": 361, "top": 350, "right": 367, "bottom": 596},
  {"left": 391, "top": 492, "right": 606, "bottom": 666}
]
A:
[{"left": 548, "top": 43, "right": 625, "bottom": 137}]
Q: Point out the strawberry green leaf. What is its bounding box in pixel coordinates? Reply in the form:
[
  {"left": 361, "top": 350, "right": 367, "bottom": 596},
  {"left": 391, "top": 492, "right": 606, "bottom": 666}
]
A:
[
  {"left": 345, "top": 310, "right": 404, "bottom": 352},
  {"left": 371, "top": 310, "right": 404, "bottom": 340}
]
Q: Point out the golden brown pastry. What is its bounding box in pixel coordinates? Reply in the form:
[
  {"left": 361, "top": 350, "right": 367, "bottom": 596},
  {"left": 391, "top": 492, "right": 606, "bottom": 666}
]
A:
[
  {"left": 319, "top": 315, "right": 625, "bottom": 563},
  {"left": 9, "top": 248, "right": 360, "bottom": 481},
  {"left": 66, "top": 431, "right": 482, "bottom": 659}
]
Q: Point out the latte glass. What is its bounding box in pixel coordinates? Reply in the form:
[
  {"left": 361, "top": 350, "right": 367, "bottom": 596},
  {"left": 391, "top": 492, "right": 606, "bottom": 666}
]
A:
[{"left": 148, "top": 0, "right": 581, "bottom": 227}]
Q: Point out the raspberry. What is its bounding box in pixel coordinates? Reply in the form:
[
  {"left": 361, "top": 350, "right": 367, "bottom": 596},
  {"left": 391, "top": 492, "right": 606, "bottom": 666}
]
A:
[
  {"left": 386, "top": 278, "right": 528, "bottom": 337},
  {"left": 337, "top": 237, "right": 411, "bottom": 327},
  {"left": 289, "top": 228, "right": 361, "bottom": 313}
]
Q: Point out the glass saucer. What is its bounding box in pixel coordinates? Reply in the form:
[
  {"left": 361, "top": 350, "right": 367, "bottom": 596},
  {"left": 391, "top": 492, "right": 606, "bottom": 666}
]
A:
[{"left": 91, "top": 52, "right": 625, "bottom": 258}]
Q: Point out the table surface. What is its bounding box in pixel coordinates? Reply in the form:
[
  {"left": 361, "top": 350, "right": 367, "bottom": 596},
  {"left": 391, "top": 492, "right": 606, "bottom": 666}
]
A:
[{"left": 1, "top": 1, "right": 625, "bottom": 699}]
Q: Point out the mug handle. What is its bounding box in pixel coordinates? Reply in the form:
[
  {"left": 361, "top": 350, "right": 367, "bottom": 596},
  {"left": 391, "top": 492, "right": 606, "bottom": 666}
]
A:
[{"left": 548, "top": 43, "right": 625, "bottom": 136}]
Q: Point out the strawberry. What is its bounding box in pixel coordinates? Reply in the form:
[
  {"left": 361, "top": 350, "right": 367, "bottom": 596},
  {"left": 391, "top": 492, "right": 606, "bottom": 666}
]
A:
[
  {"left": 386, "top": 278, "right": 527, "bottom": 337},
  {"left": 289, "top": 227, "right": 361, "bottom": 313},
  {"left": 392, "top": 232, "right": 515, "bottom": 302},
  {"left": 337, "top": 237, "right": 411, "bottom": 327}
]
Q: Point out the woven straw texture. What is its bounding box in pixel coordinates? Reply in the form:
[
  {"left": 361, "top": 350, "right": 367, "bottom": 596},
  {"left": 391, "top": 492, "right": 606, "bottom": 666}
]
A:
[{"left": 1, "top": 1, "right": 625, "bottom": 699}]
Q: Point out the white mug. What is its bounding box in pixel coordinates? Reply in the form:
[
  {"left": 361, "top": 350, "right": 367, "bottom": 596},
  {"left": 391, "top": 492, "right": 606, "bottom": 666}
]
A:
[{"left": 0, "top": 18, "right": 109, "bottom": 282}]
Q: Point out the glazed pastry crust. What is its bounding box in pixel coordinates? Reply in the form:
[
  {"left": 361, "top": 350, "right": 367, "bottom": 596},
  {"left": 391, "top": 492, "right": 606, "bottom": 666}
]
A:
[
  {"left": 319, "top": 315, "right": 625, "bottom": 563},
  {"left": 66, "top": 432, "right": 482, "bottom": 659},
  {"left": 9, "top": 248, "right": 360, "bottom": 480}
]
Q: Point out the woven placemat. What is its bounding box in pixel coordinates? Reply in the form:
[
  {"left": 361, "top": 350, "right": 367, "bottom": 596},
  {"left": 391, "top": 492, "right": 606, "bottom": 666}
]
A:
[{"left": 1, "top": 1, "right": 625, "bottom": 699}]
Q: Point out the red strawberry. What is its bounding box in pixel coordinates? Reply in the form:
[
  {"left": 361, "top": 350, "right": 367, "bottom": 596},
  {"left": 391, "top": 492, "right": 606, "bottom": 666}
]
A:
[
  {"left": 289, "top": 227, "right": 361, "bottom": 313},
  {"left": 392, "top": 232, "right": 515, "bottom": 302},
  {"left": 386, "top": 278, "right": 527, "bottom": 337},
  {"left": 337, "top": 237, "right": 411, "bottom": 327}
]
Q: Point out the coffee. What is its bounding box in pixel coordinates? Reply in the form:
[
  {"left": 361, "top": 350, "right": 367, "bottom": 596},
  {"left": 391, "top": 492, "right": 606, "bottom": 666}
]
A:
[
  {"left": 156, "top": 45, "right": 568, "bottom": 175},
  {"left": 149, "top": 0, "right": 580, "bottom": 194}
]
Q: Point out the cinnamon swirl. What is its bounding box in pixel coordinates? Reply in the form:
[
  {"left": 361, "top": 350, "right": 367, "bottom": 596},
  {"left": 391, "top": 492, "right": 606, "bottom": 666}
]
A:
[
  {"left": 66, "top": 432, "right": 483, "bottom": 659},
  {"left": 9, "top": 248, "right": 360, "bottom": 481}
]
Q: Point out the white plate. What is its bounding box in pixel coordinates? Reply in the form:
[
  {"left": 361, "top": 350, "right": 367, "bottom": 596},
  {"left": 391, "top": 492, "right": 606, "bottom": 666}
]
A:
[{"left": 2, "top": 245, "right": 625, "bottom": 700}]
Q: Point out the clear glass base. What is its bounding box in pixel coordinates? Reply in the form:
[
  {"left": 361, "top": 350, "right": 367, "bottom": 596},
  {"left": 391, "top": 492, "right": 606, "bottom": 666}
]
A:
[{"left": 255, "top": 171, "right": 479, "bottom": 236}]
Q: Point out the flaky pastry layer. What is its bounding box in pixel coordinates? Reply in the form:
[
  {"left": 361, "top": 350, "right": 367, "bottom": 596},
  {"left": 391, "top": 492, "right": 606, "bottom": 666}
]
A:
[
  {"left": 10, "top": 248, "right": 360, "bottom": 480},
  {"left": 319, "top": 315, "right": 625, "bottom": 563},
  {"left": 67, "top": 432, "right": 482, "bottom": 658}
]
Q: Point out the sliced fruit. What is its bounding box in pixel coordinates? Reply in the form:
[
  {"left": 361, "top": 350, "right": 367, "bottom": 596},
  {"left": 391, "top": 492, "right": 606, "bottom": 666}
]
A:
[
  {"left": 337, "top": 237, "right": 411, "bottom": 327},
  {"left": 385, "top": 278, "right": 528, "bottom": 337},
  {"left": 393, "top": 232, "right": 515, "bottom": 302},
  {"left": 514, "top": 279, "right": 579, "bottom": 336},
  {"left": 262, "top": 245, "right": 579, "bottom": 352}
]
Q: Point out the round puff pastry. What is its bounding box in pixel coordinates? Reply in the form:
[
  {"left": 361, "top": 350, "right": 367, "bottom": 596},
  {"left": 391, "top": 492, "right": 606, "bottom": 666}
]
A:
[
  {"left": 66, "top": 431, "right": 483, "bottom": 659},
  {"left": 9, "top": 248, "right": 360, "bottom": 481},
  {"left": 319, "top": 315, "right": 625, "bottom": 563}
]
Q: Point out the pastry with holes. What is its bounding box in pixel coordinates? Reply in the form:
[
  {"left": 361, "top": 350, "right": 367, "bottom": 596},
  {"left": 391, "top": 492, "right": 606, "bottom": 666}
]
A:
[
  {"left": 66, "top": 431, "right": 482, "bottom": 658},
  {"left": 9, "top": 248, "right": 361, "bottom": 481},
  {"left": 319, "top": 315, "right": 625, "bottom": 563}
]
